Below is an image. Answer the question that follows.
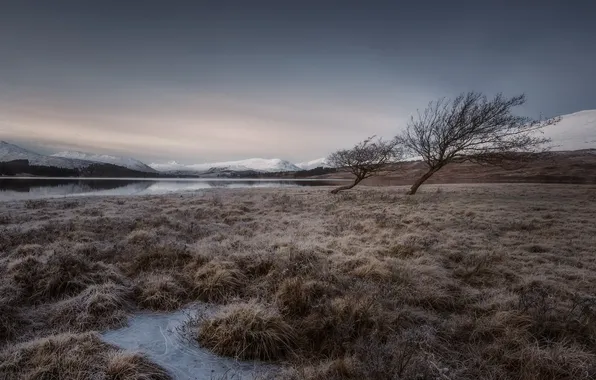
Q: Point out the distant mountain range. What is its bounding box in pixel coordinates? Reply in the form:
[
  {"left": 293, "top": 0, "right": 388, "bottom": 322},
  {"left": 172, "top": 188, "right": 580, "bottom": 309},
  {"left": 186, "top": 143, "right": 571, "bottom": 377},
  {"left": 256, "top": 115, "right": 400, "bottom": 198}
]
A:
[
  {"left": 0, "top": 141, "right": 94, "bottom": 170},
  {"left": 1, "top": 109, "right": 595, "bottom": 177},
  {"left": 0, "top": 141, "right": 161, "bottom": 177},
  {"left": 295, "top": 157, "right": 331, "bottom": 170},
  {"left": 149, "top": 158, "right": 303, "bottom": 173},
  {"left": 0, "top": 141, "right": 331, "bottom": 177},
  {"left": 52, "top": 151, "right": 157, "bottom": 173}
]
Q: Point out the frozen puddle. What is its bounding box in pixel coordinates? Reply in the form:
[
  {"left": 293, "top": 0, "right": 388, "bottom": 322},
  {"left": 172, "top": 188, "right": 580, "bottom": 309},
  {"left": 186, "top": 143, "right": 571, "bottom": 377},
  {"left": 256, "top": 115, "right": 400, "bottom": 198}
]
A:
[{"left": 101, "top": 307, "right": 278, "bottom": 379}]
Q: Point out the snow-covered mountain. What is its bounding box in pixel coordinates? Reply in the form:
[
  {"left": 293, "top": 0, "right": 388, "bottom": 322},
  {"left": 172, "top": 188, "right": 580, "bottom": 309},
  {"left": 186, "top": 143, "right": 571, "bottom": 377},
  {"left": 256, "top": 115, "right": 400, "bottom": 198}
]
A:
[
  {"left": 295, "top": 157, "right": 331, "bottom": 170},
  {"left": 4, "top": 109, "right": 594, "bottom": 176},
  {"left": 148, "top": 161, "right": 187, "bottom": 172},
  {"left": 0, "top": 141, "right": 89, "bottom": 169},
  {"left": 150, "top": 158, "right": 301, "bottom": 173},
  {"left": 542, "top": 110, "right": 596, "bottom": 151},
  {"left": 1, "top": 141, "right": 157, "bottom": 174},
  {"left": 51, "top": 151, "right": 156, "bottom": 173}
]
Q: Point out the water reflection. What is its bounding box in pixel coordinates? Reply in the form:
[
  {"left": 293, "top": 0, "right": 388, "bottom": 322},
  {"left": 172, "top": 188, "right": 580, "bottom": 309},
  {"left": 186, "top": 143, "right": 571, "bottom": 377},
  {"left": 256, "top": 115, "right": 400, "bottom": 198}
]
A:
[{"left": 0, "top": 178, "right": 342, "bottom": 201}]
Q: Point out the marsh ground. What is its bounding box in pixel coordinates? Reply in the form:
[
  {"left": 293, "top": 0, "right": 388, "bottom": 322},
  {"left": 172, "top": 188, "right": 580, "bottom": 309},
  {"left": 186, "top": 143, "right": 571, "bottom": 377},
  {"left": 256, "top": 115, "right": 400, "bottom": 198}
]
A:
[{"left": 1, "top": 184, "right": 595, "bottom": 379}]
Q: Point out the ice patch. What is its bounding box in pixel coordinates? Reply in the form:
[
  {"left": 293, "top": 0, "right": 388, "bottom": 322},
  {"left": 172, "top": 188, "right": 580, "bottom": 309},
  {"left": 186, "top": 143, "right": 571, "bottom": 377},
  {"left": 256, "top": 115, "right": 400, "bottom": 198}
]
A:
[{"left": 100, "top": 307, "right": 278, "bottom": 380}]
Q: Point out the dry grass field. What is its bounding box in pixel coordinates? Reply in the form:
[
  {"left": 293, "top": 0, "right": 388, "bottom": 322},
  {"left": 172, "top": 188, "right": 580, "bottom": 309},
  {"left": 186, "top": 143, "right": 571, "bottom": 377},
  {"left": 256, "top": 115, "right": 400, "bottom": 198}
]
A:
[{"left": 1, "top": 184, "right": 595, "bottom": 379}]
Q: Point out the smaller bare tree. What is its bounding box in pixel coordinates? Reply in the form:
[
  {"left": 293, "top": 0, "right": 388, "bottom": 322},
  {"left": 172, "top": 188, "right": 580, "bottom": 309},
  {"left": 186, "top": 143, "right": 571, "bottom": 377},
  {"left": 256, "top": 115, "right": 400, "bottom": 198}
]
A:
[
  {"left": 397, "top": 92, "right": 558, "bottom": 195},
  {"left": 328, "top": 136, "right": 403, "bottom": 194}
]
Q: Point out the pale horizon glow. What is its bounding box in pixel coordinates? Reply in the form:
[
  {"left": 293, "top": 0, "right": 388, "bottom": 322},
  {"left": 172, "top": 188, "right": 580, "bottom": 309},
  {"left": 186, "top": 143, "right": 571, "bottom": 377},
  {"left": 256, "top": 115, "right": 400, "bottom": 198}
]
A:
[{"left": 0, "top": 88, "right": 421, "bottom": 163}]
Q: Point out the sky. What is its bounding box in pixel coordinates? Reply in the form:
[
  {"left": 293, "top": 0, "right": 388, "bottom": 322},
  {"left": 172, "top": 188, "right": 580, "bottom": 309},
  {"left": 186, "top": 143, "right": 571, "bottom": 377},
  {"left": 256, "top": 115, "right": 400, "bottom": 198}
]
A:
[{"left": 1, "top": 0, "right": 595, "bottom": 164}]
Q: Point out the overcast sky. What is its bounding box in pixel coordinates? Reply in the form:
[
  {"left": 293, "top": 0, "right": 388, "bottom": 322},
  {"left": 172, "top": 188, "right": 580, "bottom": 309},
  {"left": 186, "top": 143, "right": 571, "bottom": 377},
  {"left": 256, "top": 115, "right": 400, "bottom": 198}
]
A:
[{"left": 1, "top": 0, "right": 595, "bottom": 163}]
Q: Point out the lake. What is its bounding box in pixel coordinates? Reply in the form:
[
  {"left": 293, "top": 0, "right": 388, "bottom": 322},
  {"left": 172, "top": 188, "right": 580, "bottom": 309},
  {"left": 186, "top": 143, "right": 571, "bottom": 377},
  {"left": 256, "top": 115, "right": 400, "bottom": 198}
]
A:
[{"left": 0, "top": 178, "right": 344, "bottom": 201}]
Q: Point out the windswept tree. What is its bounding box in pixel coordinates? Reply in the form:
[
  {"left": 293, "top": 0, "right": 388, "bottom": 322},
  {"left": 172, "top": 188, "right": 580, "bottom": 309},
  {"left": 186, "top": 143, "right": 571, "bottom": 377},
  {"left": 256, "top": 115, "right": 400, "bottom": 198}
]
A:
[
  {"left": 397, "top": 92, "right": 557, "bottom": 195},
  {"left": 328, "top": 136, "right": 403, "bottom": 194}
]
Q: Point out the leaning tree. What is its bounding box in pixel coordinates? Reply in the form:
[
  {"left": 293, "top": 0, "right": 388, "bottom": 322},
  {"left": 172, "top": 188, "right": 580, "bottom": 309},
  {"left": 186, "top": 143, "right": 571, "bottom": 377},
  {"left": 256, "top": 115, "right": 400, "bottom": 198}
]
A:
[
  {"left": 327, "top": 136, "right": 403, "bottom": 194},
  {"left": 397, "top": 92, "right": 557, "bottom": 195}
]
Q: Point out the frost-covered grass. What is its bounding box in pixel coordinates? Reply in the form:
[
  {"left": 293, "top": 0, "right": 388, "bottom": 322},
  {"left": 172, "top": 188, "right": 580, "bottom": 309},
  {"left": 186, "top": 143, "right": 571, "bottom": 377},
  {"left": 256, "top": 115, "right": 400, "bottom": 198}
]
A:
[
  {"left": 0, "top": 332, "right": 170, "bottom": 380},
  {"left": 1, "top": 184, "right": 595, "bottom": 379}
]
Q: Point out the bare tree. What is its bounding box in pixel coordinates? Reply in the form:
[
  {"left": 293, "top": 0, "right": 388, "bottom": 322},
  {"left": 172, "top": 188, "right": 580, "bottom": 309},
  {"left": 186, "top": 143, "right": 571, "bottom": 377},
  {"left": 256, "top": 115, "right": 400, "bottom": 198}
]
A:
[
  {"left": 397, "top": 92, "right": 557, "bottom": 195},
  {"left": 328, "top": 136, "right": 403, "bottom": 194}
]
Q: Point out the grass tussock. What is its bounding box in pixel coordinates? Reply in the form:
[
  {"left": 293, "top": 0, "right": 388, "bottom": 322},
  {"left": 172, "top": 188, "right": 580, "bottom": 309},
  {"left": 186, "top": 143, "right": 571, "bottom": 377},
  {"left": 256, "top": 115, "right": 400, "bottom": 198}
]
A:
[
  {"left": 1, "top": 184, "right": 596, "bottom": 378},
  {"left": 122, "top": 242, "right": 194, "bottom": 275},
  {"left": 193, "top": 260, "right": 247, "bottom": 302},
  {"left": 7, "top": 251, "right": 125, "bottom": 305},
  {"left": 49, "top": 282, "right": 133, "bottom": 332},
  {"left": 135, "top": 273, "right": 188, "bottom": 311},
  {"left": 297, "top": 295, "right": 387, "bottom": 357},
  {"left": 275, "top": 277, "right": 329, "bottom": 316},
  {"left": 104, "top": 350, "right": 171, "bottom": 380},
  {"left": 195, "top": 301, "right": 298, "bottom": 361},
  {"left": 0, "top": 332, "right": 171, "bottom": 380},
  {"left": 282, "top": 328, "right": 439, "bottom": 380}
]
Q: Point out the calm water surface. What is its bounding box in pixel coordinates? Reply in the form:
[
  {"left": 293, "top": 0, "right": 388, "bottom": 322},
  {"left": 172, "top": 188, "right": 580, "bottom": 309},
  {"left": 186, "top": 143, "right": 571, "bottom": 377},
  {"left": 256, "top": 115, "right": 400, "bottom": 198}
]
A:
[{"left": 0, "top": 178, "right": 344, "bottom": 201}]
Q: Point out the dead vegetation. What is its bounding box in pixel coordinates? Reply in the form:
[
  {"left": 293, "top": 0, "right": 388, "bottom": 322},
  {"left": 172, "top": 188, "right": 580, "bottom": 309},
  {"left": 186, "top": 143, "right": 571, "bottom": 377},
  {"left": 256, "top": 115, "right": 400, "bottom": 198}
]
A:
[
  {"left": 191, "top": 301, "right": 298, "bottom": 361},
  {"left": 6, "top": 251, "right": 126, "bottom": 305},
  {"left": 48, "top": 282, "right": 133, "bottom": 331},
  {"left": 0, "top": 332, "right": 169, "bottom": 380},
  {"left": 0, "top": 302, "right": 23, "bottom": 343},
  {"left": 134, "top": 273, "right": 188, "bottom": 311},
  {"left": 0, "top": 184, "right": 595, "bottom": 379},
  {"left": 193, "top": 260, "right": 248, "bottom": 302}
]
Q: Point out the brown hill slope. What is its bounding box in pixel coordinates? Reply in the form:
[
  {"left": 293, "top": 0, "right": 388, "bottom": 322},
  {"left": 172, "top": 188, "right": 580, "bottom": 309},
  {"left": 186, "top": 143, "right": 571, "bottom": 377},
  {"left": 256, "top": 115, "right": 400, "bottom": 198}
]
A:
[{"left": 315, "top": 150, "right": 596, "bottom": 185}]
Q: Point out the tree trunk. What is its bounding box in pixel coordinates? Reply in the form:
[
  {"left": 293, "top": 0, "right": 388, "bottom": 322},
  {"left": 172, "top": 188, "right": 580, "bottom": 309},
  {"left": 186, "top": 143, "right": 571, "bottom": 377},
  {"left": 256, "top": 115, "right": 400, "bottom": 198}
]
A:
[
  {"left": 330, "top": 178, "right": 362, "bottom": 194},
  {"left": 408, "top": 169, "right": 436, "bottom": 195}
]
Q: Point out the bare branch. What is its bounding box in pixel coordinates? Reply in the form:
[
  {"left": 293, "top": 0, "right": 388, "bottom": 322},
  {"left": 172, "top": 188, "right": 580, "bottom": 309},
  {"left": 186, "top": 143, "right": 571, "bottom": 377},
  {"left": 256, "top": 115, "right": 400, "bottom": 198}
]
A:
[
  {"left": 328, "top": 136, "right": 403, "bottom": 193},
  {"left": 397, "top": 92, "right": 559, "bottom": 194}
]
